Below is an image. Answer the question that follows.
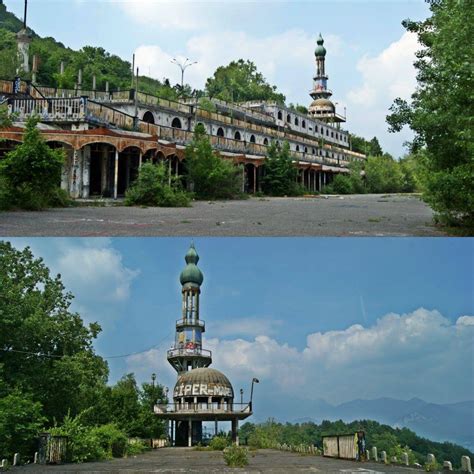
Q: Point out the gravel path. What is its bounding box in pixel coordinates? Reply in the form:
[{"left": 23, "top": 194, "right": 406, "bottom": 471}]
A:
[{"left": 0, "top": 195, "right": 445, "bottom": 237}]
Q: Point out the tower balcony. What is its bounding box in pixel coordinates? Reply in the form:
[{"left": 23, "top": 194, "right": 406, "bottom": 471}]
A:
[
  {"left": 167, "top": 346, "right": 212, "bottom": 359},
  {"left": 154, "top": 402, "right": 252, "bottom": 421},
  {"left": 175, "top": 318, "right": 205, "bottom": 330}
]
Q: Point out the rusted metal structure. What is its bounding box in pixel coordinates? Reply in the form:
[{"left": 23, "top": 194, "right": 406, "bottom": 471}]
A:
[
  {"left": 154, "top": 245, "right": 252, "bottom": 446},
  {"left": 322, "top": 431, "right": 366, "bottom": 461}
]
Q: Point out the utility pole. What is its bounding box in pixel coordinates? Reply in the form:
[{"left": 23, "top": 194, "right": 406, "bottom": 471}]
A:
[{"left": 23, "top": 0, "right": 28, "bottom": 29}]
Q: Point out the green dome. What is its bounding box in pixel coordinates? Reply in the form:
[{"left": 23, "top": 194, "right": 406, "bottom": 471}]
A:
[
  {"left": 180, "top": 244, "right": 204, "bottom": 286},
  {"left": 315, "top": 33, "right": 326, "bottom": 57}
]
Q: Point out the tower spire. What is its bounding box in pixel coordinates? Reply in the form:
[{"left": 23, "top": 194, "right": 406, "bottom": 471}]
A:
[
  {"left": 167, "top": 244, "right": 212, "bottom": 374},
  {"left": 23, "top": 0, "right": 28, "bottom": 29}
]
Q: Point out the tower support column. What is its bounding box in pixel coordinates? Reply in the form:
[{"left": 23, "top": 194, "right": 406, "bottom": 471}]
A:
[
  {"left": 231, "top": 418, "right": 239, "bottom": 446},
  {"left": 188, "top": 419, "right": 192, "bottom": 447}
]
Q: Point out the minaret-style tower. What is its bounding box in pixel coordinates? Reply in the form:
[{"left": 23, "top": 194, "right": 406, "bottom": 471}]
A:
[
  {"left": 16, "top": 0, "right": 31, "bottom": 74},
  {"left": 167, "top": 244, "right": 212, "bottom": 374},
  {"left": 308, "top": 34, "right": 345, "bottom": 124}
]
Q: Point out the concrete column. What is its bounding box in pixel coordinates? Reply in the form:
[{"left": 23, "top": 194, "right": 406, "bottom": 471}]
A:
[
  {"left": 125, "top": 154, "right": 130, "bottom": 189},
  {"left": 461, "top": 455, "right": 472, "bottom": 472},
  {"left": 70, "top": 149, "right": 83, "bottom": 199},
  {"left": 168, "top": 159, "right": 172, "bottom": 186},
  {"left": 60, "top": 151, "right": 70, "bottom": 193},
  {"left": 175, "top": 158, "right": 179, "bottom": 177},
  {"left": 372, "top": 447, "right": 378, "bottom": 462},
  {"left": 34, "top": 452, "right": 38, "bottom": 464},
  {"left": 427, "top": 454, "right": 436, "bottom": 465},
  {"left": 1, "top": 459, "right": 6, "bottom": 468},
  {"left": 139, "top": 150, "right": 143, "bottom": 169},
  {"left": 318, "top": 172, "right": 322, "bottom": 191},
  {"left": 13, "top": 453, "right": 19, "bottom": 466},
  {"left": 242, "top": 166, "right": 245, "bottom": 193},
  {"left": 323, "top": 172, "right": 327, "bottom": 186},
  {"left": 231, "top": 419, "right": 239, "bottom": 446},
  {"left": 188, "top": 420, "right": 192, "bottom": 447},
  {"left": 381, "top": 451, "right": 387, "bottom": 464},
  {"left": 443, "top": 461, "right": 453, "bottom": 471},
  {"left": 215, "top": 420, "right": 218, "bottom": 436},
  {"left": 82, "top": 146, "right": 91, "bottom": 198},
  {"left": 402, "top": 452, "right": 409, "bottom": 466},
  {"left": 366, "top": 450, "right": 370, "bottom": 461},
  {"left": 253, "top": 166, "right": 257, "bottom": 194},
  {"left": 101, "top": 147, "right": 108, "bottom": 194},
  {"left": 113, "top": 148, "right": 119, "bottom": 200}
]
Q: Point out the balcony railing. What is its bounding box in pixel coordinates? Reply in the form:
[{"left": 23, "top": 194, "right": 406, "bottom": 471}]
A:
[
  {"left": 176, "top": 318, "right": 205, "bottom": 329},
  {"left": 167, "top": 347, "right": 212, "bottom": 359},
  {"left": 154, "top": 403, "right": 251, "bottom": 415}
]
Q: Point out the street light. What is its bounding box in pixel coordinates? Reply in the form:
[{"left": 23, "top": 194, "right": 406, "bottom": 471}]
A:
[
  {"left": 151, "top": 373, "right": 157, "bottom": 410},
  {"left": 250, "top": 378, "right": 259, "bottom": 410},
  {"left": 240, "top": 388, "right": 243, "bottom": 405},
  {"left": 170, "top": 58, "right": 197, "bottom": 94}
]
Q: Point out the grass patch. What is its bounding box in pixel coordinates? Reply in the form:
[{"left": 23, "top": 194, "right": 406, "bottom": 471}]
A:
[
  {"left": 368, "top": 217, "right": 382, "bottom": 223},
  {"left": 223, "top": 445, "right": 249, "bottom": 467}
]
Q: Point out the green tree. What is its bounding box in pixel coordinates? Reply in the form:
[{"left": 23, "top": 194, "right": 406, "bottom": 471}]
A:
[
  {"left": 185, "top": 124, "right": 241, "bottom": 199},
  {"left": 262, "top": 141, "right": 302, "bottom": 196},
  {"left": 0, "top": 117, "right": 66, "bottom": 210},
  {"left": 124, "top": 162, "right": 190, "bottom": 207},
  {"left": 369, "top": 137, "right": 383, "bottom": 157},
  {"left": 387, "top": 0, "right": 474, "bottom": 226},
  {"left": 365, "top": 155, "right": 404, "bottom": 193},
  {"left": 0, "top": 391, "right": 46, "bottom": 461},
  {"left": 205, "top": 60, "right": 286, "bottom": 104},
  {"left": 0, "top": 241, "right": 109, "bottom": 422}
]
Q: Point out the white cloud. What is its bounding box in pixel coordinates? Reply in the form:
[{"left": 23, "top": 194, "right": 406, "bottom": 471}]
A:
[
  {"left": 9, "top": 239, "right": 139, "bottom": 325},
  {"left": 134, "top": 29, "right": 343, "bottom": 97},
  {"left": 209, "top": 317, "right": 282, "bottom": 338},
  {"left": 126, "top": 308, "right": 474, "bottom": 405},
  {"left": 346, "top": 31, "right": 419, "bottom": 156}
]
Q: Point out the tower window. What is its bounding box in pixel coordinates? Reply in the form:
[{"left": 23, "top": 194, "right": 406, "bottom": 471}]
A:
[{"left": 277, "top": 111, "right": 283, "bottom": 120}]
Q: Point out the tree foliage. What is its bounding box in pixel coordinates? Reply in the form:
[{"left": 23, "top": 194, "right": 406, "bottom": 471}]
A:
[
  {"left": 386, "top": 0, "right": 474, "bottom": 226},
  {"left": 185, "top": 124, "right": 242, "bottom": 199},
  {"left": 205, "top": 60, "right": 286, "bottom": 104},
  {"left": 124, "top": 162, "right": 190, "bottom": 207},
  {"left": 262, "top": 141, "right": 303, "bottom": 196},
  {"left": 0, "top": 117, "right": 67, "bottom": 210}
]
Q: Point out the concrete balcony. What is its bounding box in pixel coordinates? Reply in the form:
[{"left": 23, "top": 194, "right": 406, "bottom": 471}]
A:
[
  {"left": 154, "top": 402, "right": 252, "bottom": 421},
  {"left": 176, "top": 318, "right": 205, "bottom": 329}
]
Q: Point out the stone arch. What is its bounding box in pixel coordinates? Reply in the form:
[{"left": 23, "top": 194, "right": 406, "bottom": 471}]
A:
[
  {"left": 295, "top": 117, "right": 299, "bottom": 126},
  {"left": 234, "top": 130, "right": 241, "bottom": 141},
  {"left": 286, "top": 114, "right": 291, "bottom": 123},
  {"left": 263, "top": 138, "right": 269, "bottom": 146},
  {"left": 250, "top": 134, "right": 256, "bottom": 144},
  {"left": 217, "top": 127, "right": 225, "bottom": 137},
  {"left": 296, "top": 145, "right": 300, "bottom": 152},
  {"left": 171, "top": 117, "right": 182, "bottom": 129},
  {"left": 142, "top": 111, "right": 155, "bottom": 124},
  {"left": 277, "top": 111, "right": 283, "bottom": 120},
  {"left": 0, "top": 138, "right": 22, "bottom": 160}
]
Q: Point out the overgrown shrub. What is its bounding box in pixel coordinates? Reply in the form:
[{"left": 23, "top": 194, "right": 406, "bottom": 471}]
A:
[
  {"left": 209, "top": 435, "right": 230, "bottom": 451},
  {"left": 0, "top": 116, "right": 66, "bottom": 210},
  {"left": 185, "top": 124, "right": 242, "bottom": 200},
  {"left": 126, "top": 439, "right": 149, "bottom": 456},
  {"left": 223, "top": 445, "right": 249, "bottom": 467},
  {"left": 124, "top": 162, "right": 190, "bottom": 207}
]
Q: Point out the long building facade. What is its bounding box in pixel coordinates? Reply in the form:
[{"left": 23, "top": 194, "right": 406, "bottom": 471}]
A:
[{"left": 0, "top": 34, "right": 365, "bottom": 199}]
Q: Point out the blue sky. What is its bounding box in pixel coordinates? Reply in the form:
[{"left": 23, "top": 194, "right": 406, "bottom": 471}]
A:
[
  {"left": 6, "top": 237, "right": 474, "bottom": 420},
  {"left": 5, "top": 0, "right": 432, "bottom": 157}
]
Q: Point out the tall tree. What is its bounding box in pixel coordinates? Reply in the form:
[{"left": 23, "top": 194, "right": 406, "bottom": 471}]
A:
[
  {"left": 205, "top": 60, "right": 286, "bottom": 104},
  {"left": 0, "top": 241, "right": 109, "bottom": 422},
  {"left": 369, "top": 137, "right": 383, "bottom": 157},
  {"left": 387, "top": 0, "right": 474, "bottom": 226}
]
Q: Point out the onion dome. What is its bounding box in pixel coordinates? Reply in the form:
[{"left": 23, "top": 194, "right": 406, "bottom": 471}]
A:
[
  {"left": 315, "top": 33, "right": 326, "bottom": 57},
  {"left": 309, "top": 98, "right": 335, "bottom": 114},
  {"left": 180, "top": 243, "right": 204, "bottom": 286},
  {"left": 174, "top": 368, "right": 234, "bottom": 399}
]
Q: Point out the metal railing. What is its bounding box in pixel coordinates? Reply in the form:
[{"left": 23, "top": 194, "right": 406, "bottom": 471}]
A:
[
  {"left": 154, "top": 402, "right": 251, "bottom": 415},
  {"left": 167, "top": 347, "right": 212, "bottom": 359},
  {"left": 176, "top": 318, "right": 205, "bottom": 328}
]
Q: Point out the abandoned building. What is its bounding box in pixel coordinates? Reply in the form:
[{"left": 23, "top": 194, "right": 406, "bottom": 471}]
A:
[
  {"left": 0, "top": 19, "right": 366, "bottom": 198},
  {"left": 153, "top": 244, "right": 253, "bottom": 446}
]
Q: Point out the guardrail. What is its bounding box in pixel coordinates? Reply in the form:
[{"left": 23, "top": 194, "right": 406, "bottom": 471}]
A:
[
  {"left": 167, "top": 347, "right": 212, "bottom": 359},
  {"left": 154, "top": 403, "right": 251, "bottom": 415}
]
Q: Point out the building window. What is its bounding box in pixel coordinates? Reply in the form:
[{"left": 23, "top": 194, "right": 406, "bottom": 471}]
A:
[
  {"left": 304, "top": 147, "right": 308, "bottom": 153},
  {"left": 312, "top": 148, "right": 316, "bottom": 154},
  {"left": 295, "top": 117, "right": 299, "bottom": 126},
  {"left": 302, "top": 120, "right": 306, "bottom": 129},
  {"left": 277, "top": 111, "right": 283, "bottom": 120},
  {"left": 217, "top": 127, "right": 225, "bottom": 137},
  {"left": 263, "top": 138, "right": 269, "bottom": 146},
  {"left": 287, "top": 114, "right": 291, "bottom": 123},
  {"left": 250, "top": 135, "right": 256, "bottom": 143},
  {"left": 234, "top": 131, "right": 241, "bottom": 140},
  {"left": 296, "top": 145, "right": 300, "bottom": 152}
]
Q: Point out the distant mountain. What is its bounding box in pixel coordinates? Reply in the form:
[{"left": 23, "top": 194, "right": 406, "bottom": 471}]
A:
[{"left": 289, "top": 397, "right": 474, "bottom": 451}]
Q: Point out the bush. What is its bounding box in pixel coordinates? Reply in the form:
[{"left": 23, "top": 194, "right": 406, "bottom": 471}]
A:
[
  {"left": 125, "top": 162, "right": 190, "bottom": 207},
  {"left": 126, "top": 439, "right": 149, "bottom": 456},
  {"left": 262, "top": 141, "right": 303, "bottom": 197},
  {"left": 0, "top": 391, "right": 46, "bottom": 461},
  {"left": 0, "top": 116, "right": 66, "bottom": 210},
  {"left": 209, "top": 435, "right": 230, "bottom": 451},
  {"left": 185, "top": 124, "right": 242, "bottom": 199},
  {"left": 223, "top": 445, "right": 249, "bottom": 467}
]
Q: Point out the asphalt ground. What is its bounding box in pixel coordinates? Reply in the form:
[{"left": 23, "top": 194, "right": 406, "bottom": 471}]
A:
[
  {"left": 14, "top": 448, "right": 426, "bottom": 473},
  {"left": 0, "top": 194, "right": 445, "bottom": 237}
]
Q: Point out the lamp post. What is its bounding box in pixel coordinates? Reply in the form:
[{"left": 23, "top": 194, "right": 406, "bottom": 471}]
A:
[
  {"left": 151, "top": 373, "right": 156, "bottom": 409},
  {"left": 250, "top": 378, "right": 259, "bottom": 410},
  {"left": 171, "top": 58, "right": 197, "bottom": 96},
  {"left": 240, "top": 388, "right": 243, "bottom": 405}
]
